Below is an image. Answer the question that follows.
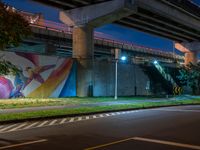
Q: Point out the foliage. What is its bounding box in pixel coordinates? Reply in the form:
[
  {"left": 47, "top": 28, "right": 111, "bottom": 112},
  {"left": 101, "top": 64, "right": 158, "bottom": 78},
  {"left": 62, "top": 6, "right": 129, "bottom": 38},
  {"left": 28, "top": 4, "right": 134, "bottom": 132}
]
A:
[
  {"left": 0, "top": 2, "right": 31, "bottom": 49},
  {"left": 0, "top": 2, "right": 31, "bottom": 75},
  {"left": 0, "top": 57, "right": 20, "bottom": 75},
  {"left": 177, "top": 63, "right": 200, "bottom": 95}
]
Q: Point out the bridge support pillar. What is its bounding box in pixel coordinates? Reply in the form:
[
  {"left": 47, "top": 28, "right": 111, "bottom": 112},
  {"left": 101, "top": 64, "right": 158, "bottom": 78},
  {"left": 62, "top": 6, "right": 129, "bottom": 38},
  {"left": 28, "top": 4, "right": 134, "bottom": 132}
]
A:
[
  {"left": 175, "top": 42, "right": 199, "bottom": 65},
  {"left": 60, "top": 0, "right": 137, "bottom": 97},
  {"left": 73, "top": 25, "right": 94, "bottom": 97},
  {"left": 185, "top": 51, "right": 198, "bottom": 65}
]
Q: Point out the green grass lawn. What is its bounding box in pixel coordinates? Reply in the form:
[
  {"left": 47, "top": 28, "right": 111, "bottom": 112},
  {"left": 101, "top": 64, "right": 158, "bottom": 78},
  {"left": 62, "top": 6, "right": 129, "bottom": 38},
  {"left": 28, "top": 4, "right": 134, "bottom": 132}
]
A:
[
  {"left": 0, "top": 97, "right": 147, "bottom": 109},
  {"left": 0, "top": 98, "right": 200, "bottom": 122}
]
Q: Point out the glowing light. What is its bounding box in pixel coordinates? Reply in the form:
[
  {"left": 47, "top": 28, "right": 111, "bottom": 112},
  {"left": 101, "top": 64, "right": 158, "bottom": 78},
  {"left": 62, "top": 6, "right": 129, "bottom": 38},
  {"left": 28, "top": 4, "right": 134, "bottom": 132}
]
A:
[
  {"left": 121, "top": 56, "right": 127, "bottom": 61},
  {"left": 153, "top": 60, "right": 158, "bottom": 64}
]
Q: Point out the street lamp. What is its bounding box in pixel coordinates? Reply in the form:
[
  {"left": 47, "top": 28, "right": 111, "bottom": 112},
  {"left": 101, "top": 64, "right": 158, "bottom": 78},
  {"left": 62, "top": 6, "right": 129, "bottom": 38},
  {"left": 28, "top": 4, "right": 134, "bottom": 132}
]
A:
[
  {"left": 114, "top": 50, "right": 127, "bottom": 99},
  {"left": 114, "top": 58, "right": 118, "bottom": 100},
  {"left": 114, "top": 48, "right": 123, "bottom": 100},
  {"left": 153, "top": 60, "right": 158, "bottom": 64},
  {"left": 121, "top": 56, "right": 127, "bottom": 61}
]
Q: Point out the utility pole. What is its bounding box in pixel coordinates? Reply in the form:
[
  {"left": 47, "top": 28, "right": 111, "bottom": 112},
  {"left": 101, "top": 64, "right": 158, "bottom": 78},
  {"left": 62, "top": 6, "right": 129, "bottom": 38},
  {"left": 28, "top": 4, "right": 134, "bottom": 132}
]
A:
[{"left": 114, "top": 48, "right": 120, "bottom": 100}]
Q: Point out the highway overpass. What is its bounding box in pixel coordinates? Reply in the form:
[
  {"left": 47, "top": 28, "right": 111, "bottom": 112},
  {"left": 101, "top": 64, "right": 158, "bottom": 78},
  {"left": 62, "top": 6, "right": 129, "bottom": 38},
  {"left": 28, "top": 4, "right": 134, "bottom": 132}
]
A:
[
  {"left": 33, "top": 0, "right": 200, "bottom": 64},
  {"left": 30, "top": 0, "right": 200, "bottom": 96},
  {"left": 7, "top": 17, "right": 183, "bottom": 63}
]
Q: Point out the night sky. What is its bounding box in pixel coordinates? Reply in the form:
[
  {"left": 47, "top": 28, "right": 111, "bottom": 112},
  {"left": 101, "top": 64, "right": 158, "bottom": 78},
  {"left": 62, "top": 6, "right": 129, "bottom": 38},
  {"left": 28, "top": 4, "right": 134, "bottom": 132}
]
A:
[{"left": 2, "top": 0, "right": 200, "bottom": 53}]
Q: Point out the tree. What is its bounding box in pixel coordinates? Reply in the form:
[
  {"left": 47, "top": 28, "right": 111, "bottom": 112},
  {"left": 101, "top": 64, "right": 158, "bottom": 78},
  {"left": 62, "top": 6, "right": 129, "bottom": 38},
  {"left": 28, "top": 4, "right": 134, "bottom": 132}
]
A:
[
  {"left": 0, "top": 2, "right": 31, "bottom": 75},
  {"left": 0, "top": 2, "right": 31, "bottom": 49},
  {"left": 0, "top": 56, "right": 20, "bottom": 75},
  {"left": 177, "top": 63, "right": 200, "bottom": 95}
]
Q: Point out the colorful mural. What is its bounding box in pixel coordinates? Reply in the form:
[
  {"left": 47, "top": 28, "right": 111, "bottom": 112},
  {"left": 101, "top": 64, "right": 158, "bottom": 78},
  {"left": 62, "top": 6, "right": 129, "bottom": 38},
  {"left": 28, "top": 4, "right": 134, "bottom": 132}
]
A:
[{"left": 0, "top": 51, "right": 76, "bottom": 98}]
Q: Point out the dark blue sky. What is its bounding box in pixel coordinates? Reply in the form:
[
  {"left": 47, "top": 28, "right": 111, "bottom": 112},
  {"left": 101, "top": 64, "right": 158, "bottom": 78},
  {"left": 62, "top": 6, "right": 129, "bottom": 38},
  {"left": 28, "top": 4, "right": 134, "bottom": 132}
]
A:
[{"left": 3, "top": 0, "right": 200, "bottom": 53}]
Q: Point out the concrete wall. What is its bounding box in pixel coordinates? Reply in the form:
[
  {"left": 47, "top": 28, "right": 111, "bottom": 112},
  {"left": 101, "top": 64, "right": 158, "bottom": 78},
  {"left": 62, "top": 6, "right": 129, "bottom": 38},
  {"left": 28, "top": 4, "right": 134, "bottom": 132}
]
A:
[
  {"left": 0, "top": 51, "right": 151, "bottom": 98},
  {"left": 0, "top": 51, "right": 76, "bottom": 99},
  {"left": 93, "top": 61, "right": 150, "bottom": 96}
]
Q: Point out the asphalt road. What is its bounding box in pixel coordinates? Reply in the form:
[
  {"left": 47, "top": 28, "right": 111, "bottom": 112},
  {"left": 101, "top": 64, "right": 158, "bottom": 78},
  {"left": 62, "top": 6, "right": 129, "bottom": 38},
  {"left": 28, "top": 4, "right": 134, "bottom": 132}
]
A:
[{"left": 0, "top": 105, "right": 200, "bottom": 150}]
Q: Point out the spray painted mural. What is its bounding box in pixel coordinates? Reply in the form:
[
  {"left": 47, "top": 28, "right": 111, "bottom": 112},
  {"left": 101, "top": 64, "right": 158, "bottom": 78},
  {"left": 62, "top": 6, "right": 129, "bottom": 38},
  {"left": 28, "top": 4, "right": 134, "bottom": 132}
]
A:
[{"left": 0, "top": 51, "right": 76, "bottom": 98}]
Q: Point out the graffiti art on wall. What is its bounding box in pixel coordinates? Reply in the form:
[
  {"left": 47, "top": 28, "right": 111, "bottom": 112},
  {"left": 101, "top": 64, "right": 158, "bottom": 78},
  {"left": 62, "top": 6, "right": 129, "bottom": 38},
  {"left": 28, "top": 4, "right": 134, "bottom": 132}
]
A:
[{"left": 0, "top": 51, "right": 76, "bottom": 98}]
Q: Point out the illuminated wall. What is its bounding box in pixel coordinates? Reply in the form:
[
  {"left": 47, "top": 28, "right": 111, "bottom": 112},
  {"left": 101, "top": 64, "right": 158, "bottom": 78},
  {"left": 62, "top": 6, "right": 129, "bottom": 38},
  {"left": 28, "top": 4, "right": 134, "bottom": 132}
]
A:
[
  {"left": 93, "top": 61, "right": 150, "bottom": 96},
  {"left": 0, "top": 51, "right": 76, "bottom": 98}
]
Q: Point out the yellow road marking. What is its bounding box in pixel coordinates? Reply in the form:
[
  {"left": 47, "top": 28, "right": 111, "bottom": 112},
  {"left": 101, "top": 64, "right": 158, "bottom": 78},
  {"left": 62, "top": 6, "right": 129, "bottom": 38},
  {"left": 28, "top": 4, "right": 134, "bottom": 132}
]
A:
[
  {"left": 0, "top": 139, "right": 48, "bottom": 150},
  {"left": 85, "top": 136, "right": 200, "bottom": 150},
  {"left": 133, "top": 137, "right": 200, "bottom": 150},
  {"left": 84, "top": 137, "right": 133, "bottom": 150}
]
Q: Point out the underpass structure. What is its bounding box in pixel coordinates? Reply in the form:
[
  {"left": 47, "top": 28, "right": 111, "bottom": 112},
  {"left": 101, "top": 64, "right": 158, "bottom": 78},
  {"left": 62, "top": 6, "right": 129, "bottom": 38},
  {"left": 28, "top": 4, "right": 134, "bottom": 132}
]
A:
[{"left": 31, "top": 0, "right": 200, "bottom": 96}]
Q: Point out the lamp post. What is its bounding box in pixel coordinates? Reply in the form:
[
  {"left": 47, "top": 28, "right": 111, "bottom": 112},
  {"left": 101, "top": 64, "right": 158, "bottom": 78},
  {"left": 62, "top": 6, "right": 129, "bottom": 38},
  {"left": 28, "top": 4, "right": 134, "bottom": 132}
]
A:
[
  {"left": 114, "top": 58, "right": 118, "bottom": 100},
  {"left": 114, "top": 48, "right": 120, "bottom": 100},
  {"left": 114, "top": 48, "right": 127, "bottom": 99}
]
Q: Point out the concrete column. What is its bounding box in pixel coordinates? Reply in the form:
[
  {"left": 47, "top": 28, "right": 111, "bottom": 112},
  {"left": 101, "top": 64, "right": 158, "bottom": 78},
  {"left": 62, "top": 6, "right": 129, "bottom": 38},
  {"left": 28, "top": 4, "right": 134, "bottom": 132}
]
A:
[
  {"left": 185, "top": 51, "right": 198, "bottom": 65},
  {"left": 73, "top": 25, "right": 94, "bottom": 97},
  {"left": 175, "top": 42, "right": 199, "bottom": 65}
]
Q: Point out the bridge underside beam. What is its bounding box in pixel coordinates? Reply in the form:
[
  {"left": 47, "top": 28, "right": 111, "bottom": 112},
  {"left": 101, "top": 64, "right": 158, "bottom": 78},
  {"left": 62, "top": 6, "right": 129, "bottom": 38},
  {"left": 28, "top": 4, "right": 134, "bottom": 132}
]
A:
[
  {"left": 33, "top": 0, "right": 110, "bottom": 10},
  {"left": 116, "top": 20, "right": 188, "bottom": 42},
  {"left": 60, "top": 0, "right": 137, "bottom": 27},
  {"left": 35, "top": 0, "right": 200, "bottom": 42},
  {"left": 116, "top": 0, "right": 200, "bottom": 42}
]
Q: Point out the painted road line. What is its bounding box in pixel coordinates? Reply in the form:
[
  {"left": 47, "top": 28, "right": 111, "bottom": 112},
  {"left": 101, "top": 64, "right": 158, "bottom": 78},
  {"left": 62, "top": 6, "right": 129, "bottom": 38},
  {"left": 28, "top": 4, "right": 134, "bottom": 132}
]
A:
[
  {"left": 116, "top": 112, "right": 121, "bottom": 115},
  {"left": 23, "top": 122, "right": 39, "bottom": 130},
  {"left": 85, "top": 137, "right": 134, "bottom": 150},
  {"left": 0, "top": 124, "right": 17, "bottom": 132},
  {"left": 60, "top": 118, "right": 67, "bottom": 124},
  {"left": 156, "top": 109, "right": 200, "bottom": 113},
  {"left": 93, "top": 115, "right": 97, "bottom": 119},
  {"left": 133, "top": 137, "right": 200, "bottom": 150},
  {"left": 111, "top": 113, "right": 116, "bottom": 116},
  {"left": 69, "top": 118, "right": 74, "bottom": 122},
  {"left": 99, "top": 114, "right": 104, "bottom": 118},
  {"left": 0, "top": 139, "right": 47, "bottom": 150},
  {"left": 9, "top": 123, "right": 27, "bottom": 132},
  {"left": 130, "top": 110, "right": 137, "bottom": 113},
  {"left": 77, "top": 117, "right": 82, "bottom": 121},
  {"left": 49, "top": 120, "right": 57, "bottom": 126},
  {"left": 37, "top": 121, "right": 49, "bottom": 127}
]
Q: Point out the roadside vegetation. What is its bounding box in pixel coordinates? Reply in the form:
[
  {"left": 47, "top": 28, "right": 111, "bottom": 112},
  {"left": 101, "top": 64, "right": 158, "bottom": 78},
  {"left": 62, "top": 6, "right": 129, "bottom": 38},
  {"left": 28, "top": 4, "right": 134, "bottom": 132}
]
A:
[
  {"left": 0, "top": 97, "right": 147, "bottom": 109},
  {"left": 0, "top": 2, "right": 31, "bottom": 75},
  {"left": 177, "top": 63, "right": 200, "bottom": 95}
]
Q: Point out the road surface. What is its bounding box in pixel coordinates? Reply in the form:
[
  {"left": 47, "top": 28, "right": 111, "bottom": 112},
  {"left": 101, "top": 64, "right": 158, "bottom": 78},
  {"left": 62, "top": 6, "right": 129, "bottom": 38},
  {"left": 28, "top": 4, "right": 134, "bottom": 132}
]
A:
[{"left": 0, "top": 105, "right": 200, "bottom": 150}]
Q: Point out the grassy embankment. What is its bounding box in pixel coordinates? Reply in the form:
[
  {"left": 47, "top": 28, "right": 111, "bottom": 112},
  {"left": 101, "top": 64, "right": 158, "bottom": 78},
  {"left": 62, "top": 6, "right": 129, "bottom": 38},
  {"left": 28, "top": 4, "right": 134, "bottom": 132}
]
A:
[{"left": 0, "top": 97, "right": 146, "bottom": 109}]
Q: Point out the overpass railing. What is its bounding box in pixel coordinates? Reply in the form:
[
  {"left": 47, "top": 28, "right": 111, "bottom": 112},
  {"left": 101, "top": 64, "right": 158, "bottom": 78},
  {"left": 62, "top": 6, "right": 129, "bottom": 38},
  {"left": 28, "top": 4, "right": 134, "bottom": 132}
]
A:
[{"left": 29, "top": 20, "right": 183, "bottom": 60}]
